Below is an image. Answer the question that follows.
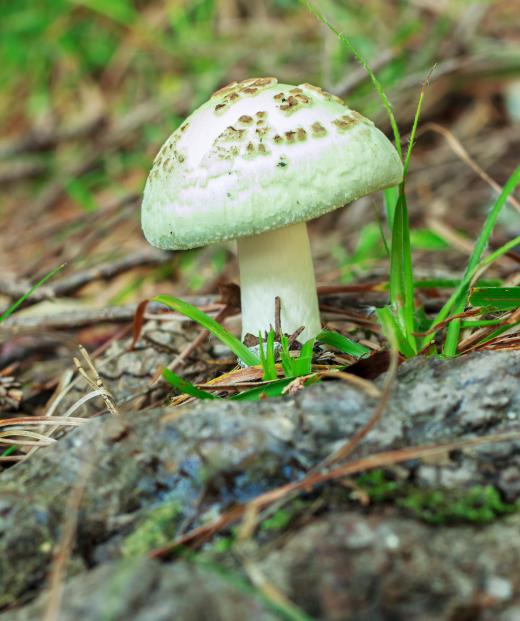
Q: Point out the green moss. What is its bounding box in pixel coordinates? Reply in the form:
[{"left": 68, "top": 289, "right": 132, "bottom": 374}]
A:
[
  {"left": 201, "top": 500, "right": 307, "bottom": 560},
  {"left": 259, "top": 500, "right": 306, "bottom": 533},
  {"left": 356, "top": 469, "right": 400, "bottom": 502},
  {"left": 121, "top": 501, "right": 182, "bottom": 559},
  {"left": 399, "top": 485, "right": 519, "bottom": 525},
  {"left": 209, "top": 535, "right": 235, "bottom": 554},
  {"left": 356, "top": 469, "right": 520, "bottom": 525}
]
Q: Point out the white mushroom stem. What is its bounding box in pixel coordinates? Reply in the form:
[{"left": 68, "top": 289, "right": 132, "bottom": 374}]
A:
[{"left": 237, "top": 221, "right": 321, "bottom": 342}]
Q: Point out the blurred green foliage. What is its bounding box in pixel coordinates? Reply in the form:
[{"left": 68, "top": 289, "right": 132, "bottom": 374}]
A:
[{"left": 4, "top": 0, "right": 512, "bottom": 132}]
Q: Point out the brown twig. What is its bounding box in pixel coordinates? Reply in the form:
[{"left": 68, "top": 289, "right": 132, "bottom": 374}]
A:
[
  {"left": 0, "top": 296, "right": 219, "bottom": 333},
  {"left": 43, "top": 449, "right": 96, "bottom": 621},
  {"left": 0, "top": 94, "right": 106, "bottom": 160},
  {"left": 0, "top": 160, "right": 48, "bottom": 185},
  {"left": 31, "top": 94, "right": 185, "bottom": 215},
  {"left": 0, "top": 249, "right": 171, "bottom": 307},
  {"left": 150, "top": 429, "right": 520, "bottom": 558},
  {"left": 330, "top": 48, "right": 397, "bottom": 95},
  {"left": 319, "top": 304, "right": 378, "bottom": 327},
  {"left": 418, "top": 122, "right": 520, "bottom": 214},
  {"left": 274, "top": 296, "right": 281, "bottom": 336},
  {"left": 316, "top": 348, "right": 398, "bottom": 468}
]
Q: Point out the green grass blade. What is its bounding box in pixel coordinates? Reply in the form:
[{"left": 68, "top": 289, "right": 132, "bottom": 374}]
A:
[
  {"left": 389, "top": 191, "right": 416, "bottom": 353},
  {"left": 154, "top": 295, "right": 260, "bottom": 366},
  {"left": 460, "top": 319, "right": 510, "bottom": 329},
  {"left": 402, "top": 78, "right": 427, "bottom": 179},
  {"left": 258, "top": 332, "right": 267, "bottom": 378},
  {"left": 0, "top": 263, "right": 66, "bottom": 324},
  {"left": 163, "top": 368, "right": 218, "bottom": 400},
  {"left": 441, "top": 165, "right": 520, "bottom": 356},
  {"left": 266, "top": 329, "right": 277, "bottom": 379},
  {"left": 480, "top": 234, "right": 520, "bottom": 269},
  {"left": 375, "top": 307, "right": 416, "bottom": 358},
  {"left": 410, "top": 229, "right": 450, "bottom": 251},
  {"left": 301, "top": 0, "right": 402, "bottom": 156},
  {"left": 386, "top": 80, "right": 427, "bottom": 353},
  {"left": 383, "top": 186, "right": 399, "bottom": 232},
  {"left": 385, "top": 78, "right": 427, "bottom": 356},
  {"left": 229, "top": 378, "right": 295, "bottom": 401},
  {"left": 293, "top": 338, "right": 315, "bottom": 376},
  {"left": 317, "top": 330, "right": 370, "bottom": 358},
  {"left": 1, "top": 446, "right": 17, "bottom": 458},
  {"left": 414, "top": 278, "right": 501, "bottom": 289},
  {"left": 279, "top": 334, "right": 295, "bottom": 378},
  {"left": 259, "top": 331, "right": 277, "bottom": 381},
  {"left": 469, "top": 287, "right": 520, "bottom": 311},
  {"left": 231, "top": 374, "right": 321, "bottom": 401},
  {"left": 399, "top": 192, "right": 416, "bottom": 346}
]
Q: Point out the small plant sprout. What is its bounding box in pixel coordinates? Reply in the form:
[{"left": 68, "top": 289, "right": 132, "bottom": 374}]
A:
[{"left": 142, "top": 77, "right": 403, "bottom": 343}]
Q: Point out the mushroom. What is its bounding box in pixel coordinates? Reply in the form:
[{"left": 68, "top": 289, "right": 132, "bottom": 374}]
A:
[{"left": 142, "top": 77, "right": 403, "bottom": 342}]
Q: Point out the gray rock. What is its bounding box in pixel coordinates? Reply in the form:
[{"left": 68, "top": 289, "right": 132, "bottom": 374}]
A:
[
  {"left": 3, "top": 558, "right": 277, "bottom": 621},
  {"left": 259, "top": 511, "right": 520, "bottom": 621},
  {"left": 1, "top": 350, "right": 519, "bottom": 618}
]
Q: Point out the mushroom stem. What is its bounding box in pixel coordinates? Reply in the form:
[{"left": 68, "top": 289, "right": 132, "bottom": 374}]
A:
[{"left": 237, "top": 221, "right": 321, "bottom": 342}]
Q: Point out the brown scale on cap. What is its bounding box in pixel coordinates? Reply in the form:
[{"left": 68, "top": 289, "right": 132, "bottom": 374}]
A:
[
  {"left": 332, "top": 112, "right": 371, "bottom": 133},
  {"left": 152, "top": 139, "right": 185, "bottom": 175},
  {"left": 208, "top": 126, "right": 248, "bottom": 161},
  {"left": 213, "top": 144, "right": 240, "bottom": 161},
  {"left": 301, "top": 83, "right": 344, "bottom": 105},
  {"left": 349, "top": 110, "right": 372, "bottom": 124},
  {"left": 273, "top": 134, "right": 283, "bottom": 144},
  {"left": 274, "top": 90, "right": 312, "bottom": 114},
  {"left": 238, "top": 115, "right": 254, "bottom": 125},
  {"left": 152, "top": 131, "right": 181, "bottom": 169},
  {"left": 212, "top": 82, "right": 239, "bottom": 99},
  {"left": 244, "top": 140, "right": 270, "bottom": 158},
  {"left": 217, "top": 125, "right": 246, "bottom": 142},
  {"left": 285, "top": 130, "right": 297, "bottom": 143},
  {"left": 248, "top": 77, "right": 277, "bottom": 87},
  {"left": 162, "top": 158, "right": 174, "bottom": 173},
  {"left": 311, "top": 122, "right": 327, "bottom": 137},
  {"left": 255, "top": 111, "right": 267, "bottom": 128},
  {"left": 279, "top": 95, "right": 299, "bottom": 112},
  {"left": 255, "top": 126, "right": 270, "bottom": 138},
  {"left": 332, "top": 117, "right": 356, "bottom": 132},
  {"left": 212, "top": 78, "right": 278, "bottom": 114}
]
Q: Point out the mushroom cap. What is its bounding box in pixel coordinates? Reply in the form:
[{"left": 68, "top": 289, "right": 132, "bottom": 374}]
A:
[{"left": 142, "top": 77, "right": 403, "bottom": 250}]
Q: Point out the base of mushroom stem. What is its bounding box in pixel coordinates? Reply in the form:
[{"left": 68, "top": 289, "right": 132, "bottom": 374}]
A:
[{"left": 237, "top": 221, "right": 322, "bottom": 342}]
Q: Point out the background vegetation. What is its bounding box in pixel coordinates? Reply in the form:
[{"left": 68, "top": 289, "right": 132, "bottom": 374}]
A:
[{"left": 1, "top": 0, "right": 519, "bottom": 391}]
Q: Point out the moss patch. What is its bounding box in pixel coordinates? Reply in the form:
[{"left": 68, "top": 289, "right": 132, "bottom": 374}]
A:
[
  {"left": 259, "top": 500, "right": 307, "bottom": 533},
  {"left": 121, "top": 501, "right": 182, "bottom": 559},
  {"left": 356, "top": 469, "right": 520, "bottom": 525}
]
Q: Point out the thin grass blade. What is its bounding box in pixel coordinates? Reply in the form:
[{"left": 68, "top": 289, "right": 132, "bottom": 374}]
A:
[
  {"left": 469, "top": 287, "right": 520, "bottom": 311},
  {"left": 0, "top": 263, "right": 65, "bottom": 324},
  {"left": 163, "top": 368, "right": 219, "bottom": 400},
  {"left": 155, "top": 295, "right": 259, "bottom": 366},
  {"left": 317, "top": 330, "right": 370, "bottom": 358},
  {"left": 441, "top": 165, "right": 520, "bottom": 355}
]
